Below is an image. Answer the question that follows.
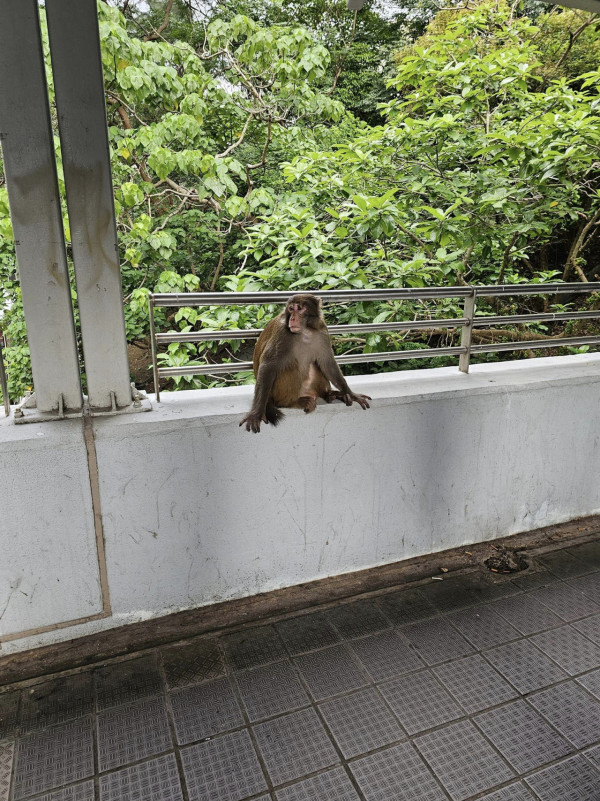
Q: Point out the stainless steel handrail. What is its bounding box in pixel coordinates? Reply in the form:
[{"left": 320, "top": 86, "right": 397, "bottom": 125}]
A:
[{"left": 148, "top": 283, "right": 600, "bottom": 401}]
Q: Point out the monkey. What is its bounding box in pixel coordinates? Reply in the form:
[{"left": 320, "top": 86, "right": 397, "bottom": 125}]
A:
[{"left": 240, "top": 293, "right": 371, "bottom": 433}]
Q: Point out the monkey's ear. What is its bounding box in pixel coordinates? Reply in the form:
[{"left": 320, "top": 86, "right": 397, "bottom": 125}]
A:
[{"left": 316, "top": 296, "right": 323, "bottom": 311}]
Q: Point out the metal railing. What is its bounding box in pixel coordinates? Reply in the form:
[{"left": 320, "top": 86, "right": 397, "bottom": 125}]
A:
[
  {"left": 0, "top": 334, "right": 10, "bottom": 417},
  {"left": 148, "top": 282, "right": 600, "bottom": 402}
]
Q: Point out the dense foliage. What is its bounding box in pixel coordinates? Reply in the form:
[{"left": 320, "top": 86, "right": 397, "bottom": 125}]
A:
[{"left": 1, "top": 0, "right": 599, "bottom": 399}]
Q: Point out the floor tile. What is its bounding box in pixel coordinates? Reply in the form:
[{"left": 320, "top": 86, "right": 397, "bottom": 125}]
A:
[
  {"left": 484, "top": 639, "right": 567, "bottom": 693},
  {"left": 0, "top": 740, "right": 14, "bottom": 801},
  {"left": 379, "top": 669, "right": 462, "bottom": 735},
  {"left": 525, "top": 754, "right": 600, "bottom": 801},
  {"left": 350, "top": 741, "right": 447, "bottom": 801},
  {"left": 161, "top": 639, "right": 224, "bottom": 689},
  {"left": 425, "top": 573, "right": 515, "bottom": 612},
  {"left": 434, "top": 654, "right": 517, "bottom": 714},
  {"left": 170, "top": 676, "right": 243, "bottom": 745},
  {"left": 491, "top": 594, "right": 562, "bottom": 635},
  {"left": 415, "top": 719, "right": 514, "bottom": 801},
  {"left": 181, "top": 729, "right": 267, "bottom": 801},
  {"left": 476, "top": 784, "right": 536, "bottom": 801},
  {"left": 585, "top": 743, "right": 600, "bottom": 770},
  {"left": 538, "top": 549, "right": 595, "bottom": 579},
  {"left": 276, "top": 613, "right": 341, "bottom": 656},
  {"left": 94, "top": 656, "right": 163, "bottom": 711},
  {"left": 253, "top": 707, "right": 338, "bottom": 786},
  {"left": 223, "top": 626, "right": 288, "bottom": 671},
  {"left": 568, "top": 571, "right": 600, "bottom": 605},
  {"left": 326, "top": 600, "right": 390, "bottom": 640},
  {"left": 531, "top": 582, "right": 600, "bottom": 621},
  {"left": 294, "top": 645, "right": 368, "bottom": 701},
  {"left": 510, "top": 568, "right": 556, "bottom": 591},
  {"left": 235, "top": 660, "right": 309, "bottom": 722},
  {"left": 529, "top": 681, "right": 600, "bottom": 748},
  {"left": 474, "top": 699, "right": 572, "bottom": 773},
  {"left": 99, "top": 753, "right": 182, "bottom": 801},
  {"left": 318, "top": 687, "right": 405, "bottom": 758},
  {"left": 0, "top": 693, "right": 19, "bottom": 740},
  {"left": 446, "top": 605, "right": 520, "bottom": 650},
  {"left": 401, "top": 617, "right": 475, "bottom": 665},
  {"left": 12, "top": 718, "right": 94, "bottom": 800},
  {"left": 577, "top": 667, "right": 600, "bottom": 698},
  {"left": 32, "top": 781, "right": 96, "bottom": 800},
  {"left": 275, "top": 767, "right": 359, "bottom": 801},
  {"left": 96, "top": 697, "right": 171, "bottom": 772},
  {"left": 349, "top": 630, "right": 423, "bottom": 682},
  {"left": 531, "top": 625, "right": 600, "bottom": 675},
  {"left": 572, "top": 612, "right": 600, "bottom": 645},
  {"left": 19, "top": 673, "right": 94, "bottom": 735},
  {"left": 376, "top": 587, "right": 438, "bottom": 626},
  {"left": 567, "top": 539, "right": 600, "bottom": 567}
]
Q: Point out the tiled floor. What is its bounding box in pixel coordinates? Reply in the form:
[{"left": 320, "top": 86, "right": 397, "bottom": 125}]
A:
[{"left": 3, "top": 539, "right": 600, "bottom": 800}]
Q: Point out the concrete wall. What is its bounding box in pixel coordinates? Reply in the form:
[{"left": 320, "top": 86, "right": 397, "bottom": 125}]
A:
[{"left": 2, "top": 353, "right": 600, "bottom": 654}]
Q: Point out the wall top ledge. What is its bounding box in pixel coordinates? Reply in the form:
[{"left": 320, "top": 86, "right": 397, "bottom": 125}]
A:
[{"left": 89, "top": 352, "right": 600, "bottom": 436}]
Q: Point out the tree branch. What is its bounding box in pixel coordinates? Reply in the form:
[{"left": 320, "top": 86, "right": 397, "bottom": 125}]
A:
[{"left": 144, "top": 0, "right": 175, "bottom": 42}]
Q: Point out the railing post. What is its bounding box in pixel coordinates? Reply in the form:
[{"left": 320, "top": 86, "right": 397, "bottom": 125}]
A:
[
  {"left": 0, "top": 0, "right": 83, "bottom": 415},
  {"left": 459, "top": 290, "right": 477, "bottom": 374},
  {"left": 0, "top": 333, "right": 9, "bottom": 417},
  {"left": 148, "top": 295, "right": 161, "bottom": 403}
]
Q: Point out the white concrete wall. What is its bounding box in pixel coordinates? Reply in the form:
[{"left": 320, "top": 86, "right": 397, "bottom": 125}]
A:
[{"left": 2, "top": 353, "right": 600, "bottom": 654}]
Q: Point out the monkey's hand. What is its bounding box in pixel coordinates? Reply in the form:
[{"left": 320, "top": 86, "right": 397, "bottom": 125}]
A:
[
  {"left": 239, "top": 411, "right": 267, "bottom": 433},
  {"left": 343, "top": 392, "right": 371, "bottom": 409}
]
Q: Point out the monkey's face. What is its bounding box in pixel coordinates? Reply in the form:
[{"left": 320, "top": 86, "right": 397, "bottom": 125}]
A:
[{"left": 286, "top": 294, "right": 321, "bottom": 333}]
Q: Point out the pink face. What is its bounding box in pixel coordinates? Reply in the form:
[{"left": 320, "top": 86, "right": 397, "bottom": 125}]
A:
[{"left": 287, "top": 301, "right": 305, "bottom": 333}]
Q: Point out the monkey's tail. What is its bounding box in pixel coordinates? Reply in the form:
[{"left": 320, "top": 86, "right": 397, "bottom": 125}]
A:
[{"left": 265, "top": 401, "right": 284, "bottom": 427}]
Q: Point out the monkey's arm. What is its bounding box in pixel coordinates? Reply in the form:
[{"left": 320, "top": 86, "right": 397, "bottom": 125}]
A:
[
  {"left": 317, "top": 345, "right": 371, "bottom": 410},
  {"left": 240, "top": 359, "right": 279, "bottom": 433}
]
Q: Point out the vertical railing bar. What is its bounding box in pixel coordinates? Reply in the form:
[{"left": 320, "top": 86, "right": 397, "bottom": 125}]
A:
[
  {"left": 0, "top": 333, "right": 10, "bottom": 417},
  {"left": 148, "top": 295, "right": 160, "bottom": 403},
  {"left": 459, "top": 290, "right": 477, "bottom": 374}
]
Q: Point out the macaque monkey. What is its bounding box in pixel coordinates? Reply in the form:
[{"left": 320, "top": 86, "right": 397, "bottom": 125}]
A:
[{"left": 240, "top": 294, "right": 371, "bottom": 433}]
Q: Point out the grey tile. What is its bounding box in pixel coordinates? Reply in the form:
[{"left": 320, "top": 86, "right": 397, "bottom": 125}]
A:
[
  {"left": 223, "top": 625, "right": 288, "bottom": 672},
  {"left": 567, "top": 539, "right": 600, "bottom": 567},
  {"left": 577, "top": 667, "right": 600, "bottom": 698},
  {"left": 170, "top": 676, "right": 243, "bottom": 745},
  {"left": 484, "top": 639, "right": 567, "bottom": 694},
  {"left": 529, "top": 681, "right": 600, "bottom": 748},
  {"left": 434, "top": 654, "right": 517, "bottom": 714},
  {"left": 294, "top": 645, "right": 368, "bottom": 701},
  {"left": 569, "top": 571, "right": 600, "bottom": 605},
  {"left": 235, "top": 660, "right": 309, "bottom": 722},
  {"left": 253, "top": 707, "right": 338, "bottom": 786},
  {"left": 446, "top": 605, "right": 520, "bottom": 650},
  {"left": 401, "top": 617, "right": 475, "bottom": 665},
  {"left": 0, "top": 740, "right": 14, "bottom": 801},
  {"left": 0, "top": 692, "right": 19, "bottom": 739},
  {"left": 34, "top": 782, "right": 96, "bottom": 801},
  {"left": 474, "top": 699, "right": 573, "bottom": 773},
  {"left": 276, "top": 613, "right": 341, "bottom": 656},
  {"left": 573, "top": 612, "right": 600, "bottom": 645},
  {"left": 531, "top": 582, "right": 600, "bottom": 621},
  {"left": 19, "top": 673, "right": 94, "bottom": 734},
  {"left": 161, "top": 639, "right": 224, "bottom": 689},
  {"left": 491, "top": 594, "right": 563, "bottom": 635},
  {"left": 97, "top": 696, "right": 172, "bottom": 772},
  {"left": 99, "top": 753, "right": 183, "bottom": 801},
  {"left": 379, "top": 669, "right": 462, "bottom": 735},
  {"left": 510, "top": 568, "right": 556, "bottom": 591},
  {"left": 539, "top": 549, "right": 595, "bottom": 578},
  {"left": 377, "top": 587, "right": 438, "bottom": 626},
  {"left": 477, "top": 784, "right": 536, "bottom": 801},
  {"left": 95, "top": 655, "right": 163, "bottom": 711},
  {"left": 349, "top": 630, "right": 424, "bottom": 682},
  {"left": 531, "top": 625, "right": 600, "bottom": 675},
  {"left": 415, "top": 719, "right": 514, "bottom": 801},
  {"left": 425, "top": 572, "right": 515, "bottom": 612},
  {"left": 275, "top": 767, "right": 359, "bottom": 801},
  {"left": 586, "top": 744, "right": 600, "bottom": 770},
  {"left": 12, "top": 718, "right": 94, "bottom": 800},
  {"left": 350, "top": 741, "right": 447, "bottom": 801},
  {"left": 318, "top": 688, "right": 405, "bottom": 758},
  {"left": 525, "top": 754, "right": 600, "bottom": 801},
  {"left": 181, "top": 729, "right": 267, "bottom": 801},
  {"left": 326, "top": 600, "right": 390, "bottom": 640}
]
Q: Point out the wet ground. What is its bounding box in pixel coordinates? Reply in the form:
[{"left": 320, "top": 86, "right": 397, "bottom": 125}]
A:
[{"left": 2, "top": 537, "right": 600, "bottom": 800}]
